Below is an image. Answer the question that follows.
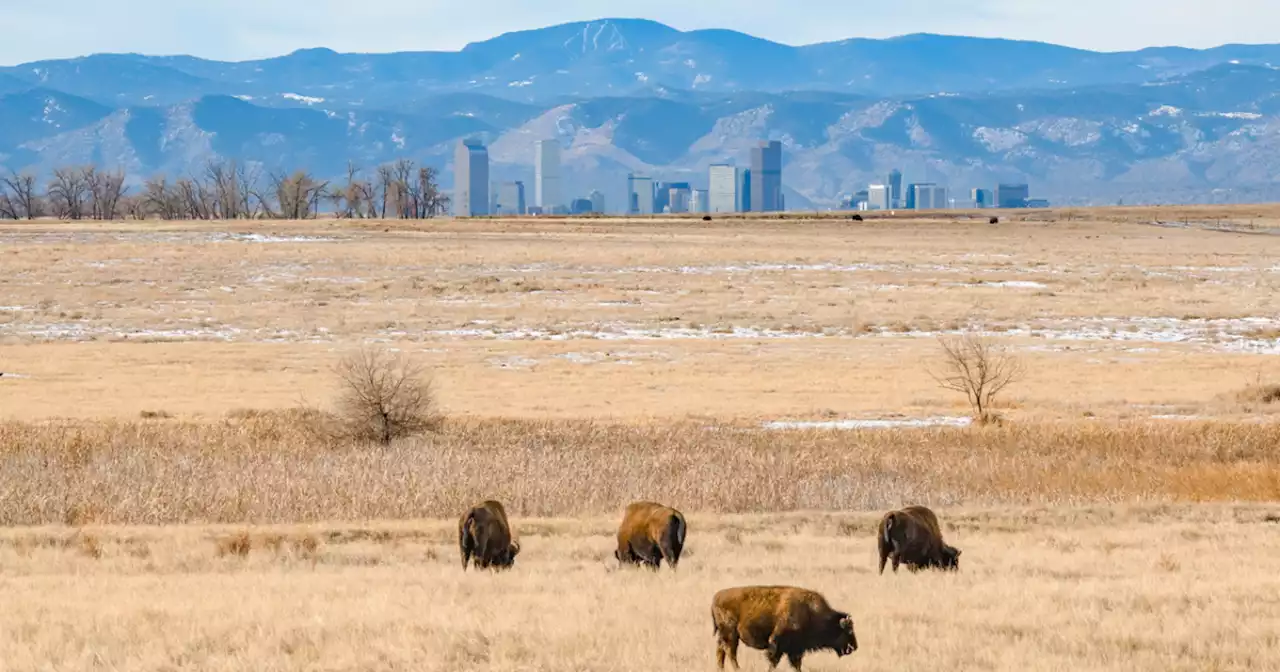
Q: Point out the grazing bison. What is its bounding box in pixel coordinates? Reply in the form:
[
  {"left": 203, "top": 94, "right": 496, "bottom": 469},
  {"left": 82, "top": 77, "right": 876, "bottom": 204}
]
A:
[
  {"left": 614, "top": 500, "right": 686, "bottom": 570},
  {"left": 712, "top": 585, "right": 858, "bottom": 670},
  {"left": 458, "top": 500, "right": 520, "bottom": 571},
  {"left": 877, "top": 505, "right": 960, "bottom": 574}
]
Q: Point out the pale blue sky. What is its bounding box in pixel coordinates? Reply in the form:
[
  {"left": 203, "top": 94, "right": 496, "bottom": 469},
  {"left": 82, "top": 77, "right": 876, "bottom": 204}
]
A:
[{"left": 1, "top": 0, "right": 1275, "bottom": 65}]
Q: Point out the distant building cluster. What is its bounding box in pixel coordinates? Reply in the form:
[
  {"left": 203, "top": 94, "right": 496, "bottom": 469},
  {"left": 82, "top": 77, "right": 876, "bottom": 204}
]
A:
[
  {"left": 452, "top": 136, "right": 1045, "bottom": 217},
  {"left": 846, "top": 173, "right": 1047, "bottom": 212}
]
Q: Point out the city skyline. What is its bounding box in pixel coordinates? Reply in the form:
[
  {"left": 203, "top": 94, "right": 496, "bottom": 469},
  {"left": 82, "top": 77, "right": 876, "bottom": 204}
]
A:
[{"left": 453, "top": 136, "right": 1040, "bottom": 217}]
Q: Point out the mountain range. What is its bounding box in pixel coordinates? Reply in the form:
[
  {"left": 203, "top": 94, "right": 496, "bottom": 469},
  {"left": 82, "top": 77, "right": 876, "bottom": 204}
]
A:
[{"left": 2, "top": 18, "right": 1280, "bottom": 209}]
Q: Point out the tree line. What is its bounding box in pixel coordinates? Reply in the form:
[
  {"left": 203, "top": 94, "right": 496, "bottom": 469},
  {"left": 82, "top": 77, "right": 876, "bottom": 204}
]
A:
[{"left": 0, "top": 159, "right": 450, "bottom": 221}]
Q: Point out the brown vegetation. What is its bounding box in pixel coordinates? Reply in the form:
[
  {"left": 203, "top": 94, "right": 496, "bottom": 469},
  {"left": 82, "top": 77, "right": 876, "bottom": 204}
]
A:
[
  {"left": 331, "top": 344, "right": 440, "bottom": 445},
  {"left": 0, "top": 159, "right": 449, "bottom": 221},
  {"left": 1, "top": 413, "right": 1278, "bottom": 527}
]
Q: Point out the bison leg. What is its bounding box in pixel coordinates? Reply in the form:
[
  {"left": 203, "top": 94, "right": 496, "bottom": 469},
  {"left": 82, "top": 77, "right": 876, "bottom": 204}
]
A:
[
  {"left": 786, "top": 651, "right": 805, "bottom": 671},
  {"left": 459, "top": 529, "right": 474, "bottom": 570},
  {"left": 891, "top": 553, "right": 902, "bottom": 573},
  {"left": 765, "top": 632, "right": 786, "bottom": 670},
  {"left": 721, "top": 632, "right": 740, "bottom": 670}
]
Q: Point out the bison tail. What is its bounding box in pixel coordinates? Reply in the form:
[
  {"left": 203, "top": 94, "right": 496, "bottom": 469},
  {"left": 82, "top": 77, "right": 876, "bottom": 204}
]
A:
[
  {"left": 882, "top": 513, "right": 895, "bottom": 545},
  {"left": 459, "top": 511, "right": 477, "bottom": 570},
  {"left": 661, "top": 514, "right": 686, "bottom": 568}
]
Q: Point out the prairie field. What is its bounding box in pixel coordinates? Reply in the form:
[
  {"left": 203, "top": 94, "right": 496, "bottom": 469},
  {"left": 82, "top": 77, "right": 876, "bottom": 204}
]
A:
[{"left": 2, "top": 208, "right": 1280, "bottom": 670}]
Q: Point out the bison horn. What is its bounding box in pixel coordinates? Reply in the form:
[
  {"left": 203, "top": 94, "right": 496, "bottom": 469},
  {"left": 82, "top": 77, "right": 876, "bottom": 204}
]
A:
[{"left": 509, "top": 540, "right": 521, "bottom": 555}]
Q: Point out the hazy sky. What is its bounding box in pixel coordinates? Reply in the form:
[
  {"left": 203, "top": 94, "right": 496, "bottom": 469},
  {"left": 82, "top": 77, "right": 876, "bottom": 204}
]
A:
[{"left": 1, "top": 0, "right": 1276, "bottom": 65}]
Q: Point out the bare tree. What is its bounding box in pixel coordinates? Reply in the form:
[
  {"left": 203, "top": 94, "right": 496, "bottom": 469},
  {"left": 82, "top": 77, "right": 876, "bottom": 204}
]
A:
[
  {"left": 141, "top": 176, "right": 184, "bottom": 220},
  {"left": 1, "top": 170, "right": 42, "bottom": 220},
  {"left": 269, "top": 170, "right": 329, "bottom": 220},
  {"left": 415, "top": 166, "right": 449, "bottom": 217},
  {"left": 333, "top": 345, "right": 441, "bottom": 445},
  {"left": 929, "top": 335, "right": 1025, "bottom": 423},
  {"left": 86, "top": 167, "right": 127, "bottom": 220},
  {"left": 46, "top": 167, "right": 91, "bottom": 220}
]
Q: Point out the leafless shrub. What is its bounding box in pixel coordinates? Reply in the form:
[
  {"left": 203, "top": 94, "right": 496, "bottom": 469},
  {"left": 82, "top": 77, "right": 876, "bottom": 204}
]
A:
[
  {"left": 333, "top": 345, "right": 441, "bottom": 446},
  {"left": 929, "top": 334, "right": 1025, "bottom": 423}
]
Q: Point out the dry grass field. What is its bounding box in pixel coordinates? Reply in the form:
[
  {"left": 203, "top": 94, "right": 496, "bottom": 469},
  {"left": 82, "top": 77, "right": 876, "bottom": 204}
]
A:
[{"left": 2, "top": 208, "right": 1280, "bottom": 670}]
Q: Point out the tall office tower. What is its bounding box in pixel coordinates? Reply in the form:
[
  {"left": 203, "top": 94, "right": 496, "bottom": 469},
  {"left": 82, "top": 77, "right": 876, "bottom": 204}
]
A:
[
  {"left": 495, "top": 181, "right": 526, "bottom": 215},
  {"left": 454, "top": 139, "right": 489, "bottom": 217},
  {"left": 654, "top": 181, "right": 690, "bottom": 214},
  {"left": 996, "top": 183, "right": 1030, "bottom": 208},
  {"left": 906, "top": 183, "right": 930, "bottom": 210},
  {"left": 667, "top": 186, "right": 692, "bottom": 214},
  {"left": 971, "top": 188, "right": 993, "bottom": 208},
  {"left": 888, "top": 169, "right": 903, "bottom": 209},
  {"left": 589, "top": 190, "right": 605, "bottom": 214},
  {"left": 738, "top": 168, "right": 752, "bottom": 212},
  {"left": 708, "top": 164, "right": 739, "bottom": 213},
  {"left": 915, "top": 185, "right": 948, "bottom": 210},
  {"left": 750, "top": 141, "right": 783, "bottom": 212},
  {"left": 691, "top": 189, "right": 709, "bottom": 214},
  {"left": 627, "top": 174, "right": 654, "bottom": 214},
  {"left": 868, "top": 184, "right": 891, "bottom": 210},
  {"left": 535, "top": 139, "right": 562, "bottom": 212}
]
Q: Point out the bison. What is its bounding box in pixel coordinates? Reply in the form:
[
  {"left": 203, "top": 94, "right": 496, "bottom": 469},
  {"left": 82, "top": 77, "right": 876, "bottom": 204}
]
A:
[
  {"left": 877, "top": 505, "right": 960, "bottom": 574},
  {"left": 458, "top": 500, "right": 520, "bottom": 571},
  {"left": 712, "top": 585, "right": 858, "bottom": 670},
  {"left": 614, "top": 500, "right": 686, "bottom": 570}
]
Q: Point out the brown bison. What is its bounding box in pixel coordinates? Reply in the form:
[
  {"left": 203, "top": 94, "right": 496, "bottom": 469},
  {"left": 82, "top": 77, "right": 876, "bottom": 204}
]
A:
[
  {"left": 458, "top": 500, "right": 520, "bottom": 571},
  {"left": 877, "top": 505, "right": 960, "bottom": 574},
  {"left": 712, "top": 585, "right": 858, "bottom": 670},
  {"left": 614, "top": 500, "right": 686, "bottom": 570}
]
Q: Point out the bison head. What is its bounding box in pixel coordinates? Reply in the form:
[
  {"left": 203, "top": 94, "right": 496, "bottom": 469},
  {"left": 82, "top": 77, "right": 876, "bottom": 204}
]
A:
[
  {"left": 830, "top": 613, "right": 858, "bottom": 656},
  {"left": 939, "top": 545, "right": 961, "bottom": 571}
]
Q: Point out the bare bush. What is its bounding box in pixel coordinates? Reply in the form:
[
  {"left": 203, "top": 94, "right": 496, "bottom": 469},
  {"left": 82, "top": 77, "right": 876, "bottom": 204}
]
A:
[
  {"left": 929, "top": 334, "right": 1025, "bottom": 423},
  {"left": 333, "top": 345, "right": 440, "bottom": 445}
]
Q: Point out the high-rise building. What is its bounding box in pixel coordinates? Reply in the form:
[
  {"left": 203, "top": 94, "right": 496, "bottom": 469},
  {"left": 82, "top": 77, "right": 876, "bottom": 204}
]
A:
[
  {"left": 691, "top": 189, "right": 710, "bottom": 214},
  {"left": 454, "top": 139, "right": 489, "bottom": 217},
  {"left": 494, "top": 181, "right": 525, "bottom": 215},
  {"left": 868, "top": 184, "right": 890, "bottom": 210},
  {"left": 708, "top": 164, "right": 739, "bottom": 213},
  {"left": 914, "top": 185, "right": 948, "bottom": 210},
  {"left": 996, "top": 183, "right": 1030, "bottom": 209},
  {"left": 888, "top": 169, "right": 903, "bottom": 209},
  {"left": 668, "top": 186, "right": 692, "bottom": 214},
  {"left": 738, "top": 169, "right": 752, "bottom": 212},
  {"left": 654, "top": 181, "right": 690, "bottom": 214},
  {"left": 627, "top": 174, "right": 654, "bottom": 214},
  {"left": 906, "top": 183, "right": 937, "bottom": 210},
  {"left": 589, "top": 190, "right": 605, "bottom": 214},
  {"left": 750, "top": 141, "right": 783, "bottom": 213},
  {"left": 570, "top": 198, "right": 593, "bottom": 215},
  {"left": 971, "top": 188, "right": 993, "bottom": 209},
  {"left": 535, "top": 139, "right": 562, "bottom": 212}
]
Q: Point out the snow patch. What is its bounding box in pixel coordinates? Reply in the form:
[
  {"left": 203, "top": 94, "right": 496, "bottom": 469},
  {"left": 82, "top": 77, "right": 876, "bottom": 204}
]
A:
[
  {"left": 1148, "top": 105, "right": 1183, "bottom": 117},
  {"left": 281, "top": 93, "right": 325, "bottom": 105},
  {"left": 764, "top": 417, "right": 973, "bottom": 431}
]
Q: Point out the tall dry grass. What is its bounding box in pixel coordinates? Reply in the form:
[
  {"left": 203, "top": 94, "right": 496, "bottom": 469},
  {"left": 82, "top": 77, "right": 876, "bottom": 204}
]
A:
[{"left": 2, "top": 411, "right": 1278, "bottom": 526}]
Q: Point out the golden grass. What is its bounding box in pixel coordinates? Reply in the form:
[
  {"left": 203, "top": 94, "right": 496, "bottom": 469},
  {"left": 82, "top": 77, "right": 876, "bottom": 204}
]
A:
[
  {"left": 2, "top": 214, "right": 1279, "bottom": 421},
  {"left": 1, "top": 211, "right": 1279, "bottom": 668},
  {"left": 2, "top": 505, "right": 1279, "bottom": 671},
  {"left": 2, "top": 413, "right": 1279, "bottom": 527}
]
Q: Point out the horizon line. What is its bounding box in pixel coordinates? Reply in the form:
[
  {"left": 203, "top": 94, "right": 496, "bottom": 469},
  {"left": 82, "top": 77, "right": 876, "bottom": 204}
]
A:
[{"left": 2, "top": 17, "right": 1275, "bottom": 67}]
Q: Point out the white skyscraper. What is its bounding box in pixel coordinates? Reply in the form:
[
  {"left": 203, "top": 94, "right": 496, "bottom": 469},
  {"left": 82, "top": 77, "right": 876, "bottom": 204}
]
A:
[
  {"left": 627, "top": 174, "right": 654, "bottom": 214},
  {"left": 708, "top": 164, "right": 739, "bottom": 213},
  {"left": 535, "top": 139, "right": 562, "bottom": 212},
  {"left": 454, "top": 139, "right": 489, "bottom": 217},
  {"left": 868, "top": 183, "right": 890, "bottom": 210}
]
